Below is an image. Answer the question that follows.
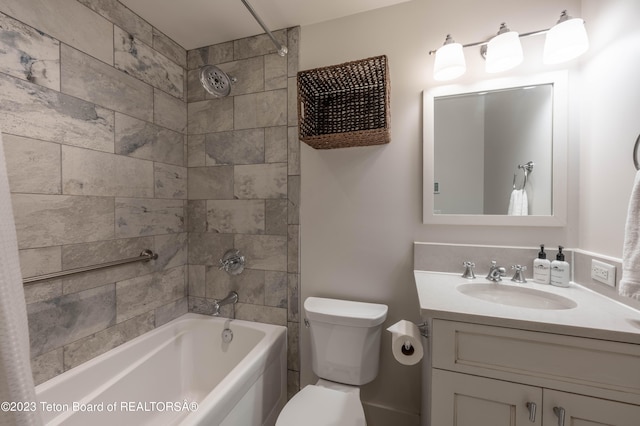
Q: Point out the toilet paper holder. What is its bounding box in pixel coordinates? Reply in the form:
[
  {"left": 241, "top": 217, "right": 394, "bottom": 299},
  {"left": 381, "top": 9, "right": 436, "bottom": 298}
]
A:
[{"left": 416, "top": 321, "right": 429, "bottom": 338}]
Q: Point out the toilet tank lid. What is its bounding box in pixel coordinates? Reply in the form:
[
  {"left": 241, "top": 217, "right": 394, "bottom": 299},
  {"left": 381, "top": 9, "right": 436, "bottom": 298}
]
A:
[{"left": 304, "top": 297, "right": 388, "bottom": 327}]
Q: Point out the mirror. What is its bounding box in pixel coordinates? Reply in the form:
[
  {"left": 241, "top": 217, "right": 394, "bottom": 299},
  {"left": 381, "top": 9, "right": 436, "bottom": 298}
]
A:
[{"left": 423, "top": 71, "right": 568, "bottom": 226}]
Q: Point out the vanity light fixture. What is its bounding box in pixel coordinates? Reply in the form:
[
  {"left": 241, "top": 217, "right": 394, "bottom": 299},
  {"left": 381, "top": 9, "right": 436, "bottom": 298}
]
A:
[{"left": 429, "top": 10, "right": 588, "bottom": 81}]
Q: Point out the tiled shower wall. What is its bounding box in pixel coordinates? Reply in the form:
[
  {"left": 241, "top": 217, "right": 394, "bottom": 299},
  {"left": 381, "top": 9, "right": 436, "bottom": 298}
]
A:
[{"left": 184, "top": 28, "right": 301, "bottom": 397}]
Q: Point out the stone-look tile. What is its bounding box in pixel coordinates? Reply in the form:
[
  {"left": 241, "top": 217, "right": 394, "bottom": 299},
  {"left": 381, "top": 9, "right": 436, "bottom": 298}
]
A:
[
  {"left": 115, "top": 198, "right": 185, "bottom": 238},
  {"left": 188, "top": 296, "right": 215, "bottom": 316},
  {"left": 186, "top": 200, "right": 207, "bottom": 233},
  {"left": 288, "top": 127, "right": 300, "bottom": 175},
  {"left": 188, "top": 233, "right": 234, "bottom": 266},
  {"left": 288, "top": 225, "right": 299, "bottom": 273},
  {"left": 31, "top": 348, "right": 63, "bottom": 386},
  {"left": 78, "top": 0, "right": 153, "bottom": 46},
  {"left": 24, "top": 281, "right": 63, "bottom": 305},
  {"left": 287, "top": 370, "right": 300, "bottom": 401},
  {"left": 218, "top": 56, "right": 264, "bottom": 96},
  {"left": 155, "top": 297, "right": 188, "bottom": 326},
  {"left": 19, "top": 247, "right": 62, "bottom": 279},
  {"left": 235, "top": 234, "right": 287, "bottom": 271},
  {"left": 63, "top": 311, "right": 154, "bottom": 370},
  {"left": 287, "top": 27, "right": 300, "bottom": 78},
  {"left": 12, "top": 194, "right": 114, "bottom": 249},
  {"left": 188, "top": 98, "right": 234, "bottom": 135},
  {"left": 61, "top": 44, "right": 153, "bottom": 122},
  {"left": 265, "top": 199, "right": 288, "bottom": 236},
  {"left": 287, "top": 77, "right": 298, "bottom": 126},
  {"left": 187, "top": 42, "right": 234, "bottom": 70},
  {"left": 205, "top": 267, "right": 264, "bottom": 304},
  {"left": 0, "top": 73, "right": 115, "bottom": 153},
  {"left": 207, "top": 200, "right": 265, "bottom": 234},
  {"left": 234, "top": 90, "right": 288, "bottom": 130},
  {"left": 235, "top": 303, "right": 287, "bottom": 326},
  {"left": 205, "top": 129, "right": 265, "bottom": 166},
  {"left": 3, "top": 135, "right": 61, "bottom": 194},
  {"left": 265, "top": 53, "right": 287, "bottom": 91},
  {"left": 0, "top": 0, "right": 113, "bottom": 64},
  {"left": 27, "top": 284, "right": 116, "bottom": 357},
  {"left": 234, "top": 163, "right": 287, "bottom": 199},
  {"left": 287, "top": 321, "right": 300, "bottom": 371},
  {"left": 234, "top": 30, "right": 287, "bottom": 61},
  {"left": 288, "top": 175, "right": 300, "bottom": 225},
  {"left": 62, "top": 145, "right": 154, "bottom": 197},
  {"left": 152, "top": 28, "right": 187, "bottom": 68},
  {"left": 287, "top": 273, "right": 299, "bottom": 322},
  {"left": 114, "top": 27, "right": 184, "bottom": 100},
  {"left": 188, "top": 265, "right": 206, "bottom": 297},
  {"left": 154, "top": 232, "right": 187, "bottom": 270},
  {"left": 265, "top": 271, "right": 287, "bottom": 308},
  {"left": 187, "top": 135, "right": 206, "bottom": 167},
  {"left": 0, "top": 12, "right": 60, "bottom": 90},
  {"left": 154, "top": 90, "right": 187, "bottom": 134},
  {"left": 186, "top": 68, "right": 206, "bottom": 102},
  {"left": 188, "top": 166, "right": 234, "bottom": 200},
  {"left": 116, "top": 265, "right": 185, "bottom": 323},
  {"left": 115, "top": 113, "right": 185, "bottom": 166},
  {"left": 155, "top": 162, "right": 187, "bottom": 199},
  {"left": 265, "top": 126, "right": 288, "bottom": 163}
]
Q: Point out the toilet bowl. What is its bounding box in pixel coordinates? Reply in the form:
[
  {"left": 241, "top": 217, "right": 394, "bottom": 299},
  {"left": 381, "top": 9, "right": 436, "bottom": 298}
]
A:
[{"left": 276, "top": 297, "right": 388, "bottom": 426}]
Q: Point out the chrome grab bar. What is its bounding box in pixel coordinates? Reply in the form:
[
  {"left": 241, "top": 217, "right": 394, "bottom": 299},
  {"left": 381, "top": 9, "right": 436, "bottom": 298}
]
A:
[{"left": 23, "top": 249, "right": 158, "bottom": 285}]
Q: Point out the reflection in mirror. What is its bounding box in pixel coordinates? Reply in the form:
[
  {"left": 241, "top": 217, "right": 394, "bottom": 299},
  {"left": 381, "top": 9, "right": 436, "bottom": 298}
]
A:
[{"left": 423, "top": 71, "right": 568, "bottom": 226}]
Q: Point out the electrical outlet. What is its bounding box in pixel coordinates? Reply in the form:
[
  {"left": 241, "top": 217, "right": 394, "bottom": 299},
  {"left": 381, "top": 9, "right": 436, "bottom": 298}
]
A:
[{"left": 591, "top": 259, "right": 616, "bottom": 287}]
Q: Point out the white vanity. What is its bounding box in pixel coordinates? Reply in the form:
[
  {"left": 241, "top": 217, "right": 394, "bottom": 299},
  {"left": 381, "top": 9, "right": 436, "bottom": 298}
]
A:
[{"left": 415, "top": 271, "right": 640, "bottom": 426}]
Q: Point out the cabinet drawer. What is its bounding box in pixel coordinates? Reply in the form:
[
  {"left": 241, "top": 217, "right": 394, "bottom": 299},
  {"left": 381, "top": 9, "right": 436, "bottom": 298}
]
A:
[{"left": 432, "top": 320, "right": 640, "bottom": 401}]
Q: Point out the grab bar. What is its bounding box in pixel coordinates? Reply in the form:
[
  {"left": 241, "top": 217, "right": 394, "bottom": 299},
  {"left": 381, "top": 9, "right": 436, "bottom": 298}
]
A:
[
  {"left": 634, "top": 133, "right": 640, "bottom": 171},
  {"left": 23, "top": 249, "right": 158, "bottom": 285}
]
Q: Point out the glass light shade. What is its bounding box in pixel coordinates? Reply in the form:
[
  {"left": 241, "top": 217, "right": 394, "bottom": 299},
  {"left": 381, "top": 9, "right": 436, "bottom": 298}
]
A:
[
  {"left": 485, "top": 31, "right": 523, "bottom": 73},
  {"left": 434, "top": 42, "right": 466, "bottom": 81},
  {"left": 543, "top": 18, "right": 589, "bottom": 64}
]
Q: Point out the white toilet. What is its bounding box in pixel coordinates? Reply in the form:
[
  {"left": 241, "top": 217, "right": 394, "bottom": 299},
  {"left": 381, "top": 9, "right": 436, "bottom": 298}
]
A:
[{"left": 276, "top": 297, "right": 388, "bottom": 426}]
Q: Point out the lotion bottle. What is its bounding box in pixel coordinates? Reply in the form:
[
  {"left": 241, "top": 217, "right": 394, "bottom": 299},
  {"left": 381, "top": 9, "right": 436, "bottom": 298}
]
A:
[
  {"left": 550, "top": 246, "right": 570, "bottom": 287},
  {"left": 533, "top": 244, "right": 551, "bottom": 284}
]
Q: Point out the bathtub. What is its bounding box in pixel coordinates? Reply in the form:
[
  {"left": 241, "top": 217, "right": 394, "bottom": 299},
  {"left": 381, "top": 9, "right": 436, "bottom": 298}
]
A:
[{"left": 35, "top": 313, "right": 287, "bottom": 426}]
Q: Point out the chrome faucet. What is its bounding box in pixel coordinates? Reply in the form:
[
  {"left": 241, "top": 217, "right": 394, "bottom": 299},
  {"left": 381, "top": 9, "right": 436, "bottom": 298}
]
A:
[
  {"left": 212, "top": 291, "right": 239, "bottom": 316},
  {"left": 511, "top": 265, "right": 527, "bottom": 283},
  {"left": 462, "top": 261, "right": 476, "bottom": 279},
  {"left": 486, "top": 261, "right": 506, "bottom": 282}
]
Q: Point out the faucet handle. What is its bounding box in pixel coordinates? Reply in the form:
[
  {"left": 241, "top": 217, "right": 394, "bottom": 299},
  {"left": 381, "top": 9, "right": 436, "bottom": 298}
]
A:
[
  {"left": 462, "top": 261, "right": 476, "bottom": 279},
  {"left": 511, "top": 265, "right": 527, "bottom": 283}
]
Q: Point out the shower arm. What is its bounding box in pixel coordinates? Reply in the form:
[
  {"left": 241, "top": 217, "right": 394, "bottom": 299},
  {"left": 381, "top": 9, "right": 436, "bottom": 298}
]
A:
[{"left": 240, "top": 0, "right": 288, "bottom": 56}]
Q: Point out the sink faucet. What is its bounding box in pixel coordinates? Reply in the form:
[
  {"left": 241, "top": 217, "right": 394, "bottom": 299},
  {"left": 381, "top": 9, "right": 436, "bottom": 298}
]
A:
[
  {"left": 212, "top": 291, "right": 239, "bottom": 317},
  {"left": 486, "top": 261, "right": 506, "bottom": 282}
]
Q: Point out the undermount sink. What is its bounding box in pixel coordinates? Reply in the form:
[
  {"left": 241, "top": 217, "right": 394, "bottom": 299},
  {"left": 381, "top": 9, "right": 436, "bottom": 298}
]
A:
[{"left": 456, "top": 283, "right": 577, "bottom": 310}]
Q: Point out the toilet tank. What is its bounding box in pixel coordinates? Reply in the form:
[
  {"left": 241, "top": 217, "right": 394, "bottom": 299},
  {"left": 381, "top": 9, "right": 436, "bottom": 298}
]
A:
[{"left": 304, "top": 297, "right": 388, "bottom": 386}]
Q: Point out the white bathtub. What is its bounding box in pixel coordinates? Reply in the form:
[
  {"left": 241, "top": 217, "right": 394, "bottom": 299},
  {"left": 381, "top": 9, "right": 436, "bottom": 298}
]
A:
[{"left": 35, "top": 313, "right": 287, "bottom": 426}]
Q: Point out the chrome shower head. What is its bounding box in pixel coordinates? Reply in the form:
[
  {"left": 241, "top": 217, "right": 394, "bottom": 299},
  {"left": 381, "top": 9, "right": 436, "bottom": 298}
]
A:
[{"left": 199, "top": 65, "right": 237, "bottom": 97}]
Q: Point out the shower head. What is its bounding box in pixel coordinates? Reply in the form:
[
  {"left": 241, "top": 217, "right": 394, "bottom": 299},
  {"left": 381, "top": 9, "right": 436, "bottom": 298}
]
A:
[{"left": 199, "top": 65, "right": 237, "bottom": 97}]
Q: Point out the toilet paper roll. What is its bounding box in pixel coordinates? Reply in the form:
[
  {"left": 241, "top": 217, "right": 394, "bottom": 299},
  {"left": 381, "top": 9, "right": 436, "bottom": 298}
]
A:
[{"left": 387, "top": 320, "right": 423, "bottom": 366}]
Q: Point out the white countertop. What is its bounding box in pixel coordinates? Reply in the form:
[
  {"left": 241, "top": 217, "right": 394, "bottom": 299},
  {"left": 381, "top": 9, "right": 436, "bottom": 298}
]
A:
[{"left": 415, "top": 270, "right": 640, "bottom": 345}]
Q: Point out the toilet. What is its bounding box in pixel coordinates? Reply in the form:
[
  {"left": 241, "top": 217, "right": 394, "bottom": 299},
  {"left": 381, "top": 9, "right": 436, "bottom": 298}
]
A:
[{"left": 276, "top": 297, "right": 388, "bottom": 426}]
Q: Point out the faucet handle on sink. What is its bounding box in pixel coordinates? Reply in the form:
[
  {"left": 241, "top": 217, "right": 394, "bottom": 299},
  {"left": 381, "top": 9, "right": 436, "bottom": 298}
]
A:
[
  {"left": 462, "top": 261, "right": 476, "bottom": 279},
  {"left": 511, "top": 265, "right": 527, "bottom": 283}
]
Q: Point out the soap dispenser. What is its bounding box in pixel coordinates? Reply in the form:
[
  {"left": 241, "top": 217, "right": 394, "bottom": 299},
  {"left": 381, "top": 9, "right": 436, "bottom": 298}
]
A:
[
  {"left": 550, "top": 246, "right": 570, "bottom": 287},
  {"left": 533, "top": 244, "right": 551, "bottom": 284}
]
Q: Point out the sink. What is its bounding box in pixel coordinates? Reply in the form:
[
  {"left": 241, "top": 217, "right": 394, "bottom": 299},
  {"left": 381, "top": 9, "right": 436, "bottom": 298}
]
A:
[{"left": 457, "top": 283, "right": 577, "bottom": 310}]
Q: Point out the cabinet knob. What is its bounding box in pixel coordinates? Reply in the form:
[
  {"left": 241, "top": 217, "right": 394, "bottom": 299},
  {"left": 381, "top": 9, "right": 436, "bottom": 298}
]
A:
[
  {"left": 553, "top": 406, "right": 566, "bottom": 426},
  {"left": 526, "top": 402, "right": 537, "bottom": 422}
]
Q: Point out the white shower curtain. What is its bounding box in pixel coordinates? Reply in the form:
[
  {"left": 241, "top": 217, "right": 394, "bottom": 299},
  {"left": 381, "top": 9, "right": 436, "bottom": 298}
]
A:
[{"left": 0, "top": 131, "right": 42, "bottom": 426}]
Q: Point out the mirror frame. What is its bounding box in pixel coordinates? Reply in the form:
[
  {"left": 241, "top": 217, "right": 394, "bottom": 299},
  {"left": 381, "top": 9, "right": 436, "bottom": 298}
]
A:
[{"left": 423, "top": 71, "right": 568, "bottom": 226}]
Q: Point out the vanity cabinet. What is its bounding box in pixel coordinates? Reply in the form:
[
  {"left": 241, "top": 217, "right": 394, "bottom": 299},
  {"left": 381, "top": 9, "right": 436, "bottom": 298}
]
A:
[{"left": 429, "top": 320, "right": 640, "bottom": 426}]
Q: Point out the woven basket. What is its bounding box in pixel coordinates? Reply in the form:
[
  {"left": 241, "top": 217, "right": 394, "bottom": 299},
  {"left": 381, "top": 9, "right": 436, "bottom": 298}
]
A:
[{"left": 297, "top": 55, "right": 390, "bottom": 149}]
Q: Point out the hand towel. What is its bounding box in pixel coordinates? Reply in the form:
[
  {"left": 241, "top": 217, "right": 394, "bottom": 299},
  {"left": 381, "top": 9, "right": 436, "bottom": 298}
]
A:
[
  {"left": 508, "top": 189, "right": 528, "bottom": 216},
  {"left": 620, "top": 170, "right": 640, "bottom": 300}
]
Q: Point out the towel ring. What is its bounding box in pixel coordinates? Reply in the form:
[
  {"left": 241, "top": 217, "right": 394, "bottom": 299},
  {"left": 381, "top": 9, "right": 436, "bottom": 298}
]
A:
[{"left": 634, "top": 133, "right": 640, "bottom": 171}]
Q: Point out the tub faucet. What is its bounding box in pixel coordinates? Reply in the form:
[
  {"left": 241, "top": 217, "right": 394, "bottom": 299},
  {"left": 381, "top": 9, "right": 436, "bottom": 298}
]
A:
[
  {"left": 486, "top": 261, "right": 506, "bottom": 282},
  {"left": 213, "top": 291, "right": 239, "bottom": 317}
]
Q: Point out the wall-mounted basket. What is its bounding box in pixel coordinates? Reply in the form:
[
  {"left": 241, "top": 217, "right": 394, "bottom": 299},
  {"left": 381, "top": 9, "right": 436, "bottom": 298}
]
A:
[{"left": 297, "top": 55, "right": 390, "bottom": 149}]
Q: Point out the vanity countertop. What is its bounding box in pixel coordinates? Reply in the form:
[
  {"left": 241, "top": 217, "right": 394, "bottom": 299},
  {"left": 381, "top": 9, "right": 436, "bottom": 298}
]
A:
[{"left": 415, "top": 270, "right": 640, "bottom": 345}]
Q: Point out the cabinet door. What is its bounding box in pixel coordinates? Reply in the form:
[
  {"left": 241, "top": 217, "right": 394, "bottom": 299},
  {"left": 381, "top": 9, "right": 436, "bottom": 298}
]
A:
[
  {"left": 431, "top": 369, "right": 542, "bottom": 426},
  {"left": 543, "top": 390, "right": 640, "bottom": 426}
]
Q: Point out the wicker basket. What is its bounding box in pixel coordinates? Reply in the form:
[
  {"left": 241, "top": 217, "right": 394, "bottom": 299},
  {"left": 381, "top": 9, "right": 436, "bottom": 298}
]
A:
[{"left": 297, "top": 55, "right": 390, "bottom": 149}]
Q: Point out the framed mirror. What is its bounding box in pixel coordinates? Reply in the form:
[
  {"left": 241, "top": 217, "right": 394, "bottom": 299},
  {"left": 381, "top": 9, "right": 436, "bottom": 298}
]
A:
[{"left": 423, "top": 71, "right": 568, "bottom": 226}]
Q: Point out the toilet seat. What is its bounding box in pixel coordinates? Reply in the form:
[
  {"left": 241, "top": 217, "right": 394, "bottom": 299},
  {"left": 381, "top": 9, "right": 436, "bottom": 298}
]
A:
[{"left": 276, "top": 384, "right": 366, "bottom": 426}]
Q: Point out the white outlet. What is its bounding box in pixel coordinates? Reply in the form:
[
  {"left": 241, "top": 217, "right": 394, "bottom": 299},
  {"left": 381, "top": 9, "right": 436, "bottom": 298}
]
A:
[{"left": 591, "top": 259, "right": 616, "bottom": 287}]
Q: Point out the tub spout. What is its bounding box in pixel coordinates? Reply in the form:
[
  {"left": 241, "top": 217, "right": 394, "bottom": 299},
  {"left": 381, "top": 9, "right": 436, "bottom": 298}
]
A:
[{"left": 213, "top": 291, "right": 238, "bottom": 317}]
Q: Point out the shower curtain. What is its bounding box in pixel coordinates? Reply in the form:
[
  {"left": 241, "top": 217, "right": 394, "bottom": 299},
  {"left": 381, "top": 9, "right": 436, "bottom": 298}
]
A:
[{"left": 0, "top": 131, "right": 42, "bottom": 426}]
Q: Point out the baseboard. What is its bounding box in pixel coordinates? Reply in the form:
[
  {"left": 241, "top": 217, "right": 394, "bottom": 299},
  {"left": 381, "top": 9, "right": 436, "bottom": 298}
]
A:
[{"left": 363, "top": 401, "right": 420, "bottom": 426}]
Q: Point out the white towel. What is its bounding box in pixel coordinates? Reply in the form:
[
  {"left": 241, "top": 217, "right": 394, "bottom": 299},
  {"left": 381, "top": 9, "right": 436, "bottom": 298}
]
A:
[
  {"left": 620, "top": 170, "right": 640, "bottom": 300},
  {"left": 0, "top": 131, "right": 42, "bottom": 426},
  {"left": 508, "top": 189, "right": 528, "bottom": 216}
]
